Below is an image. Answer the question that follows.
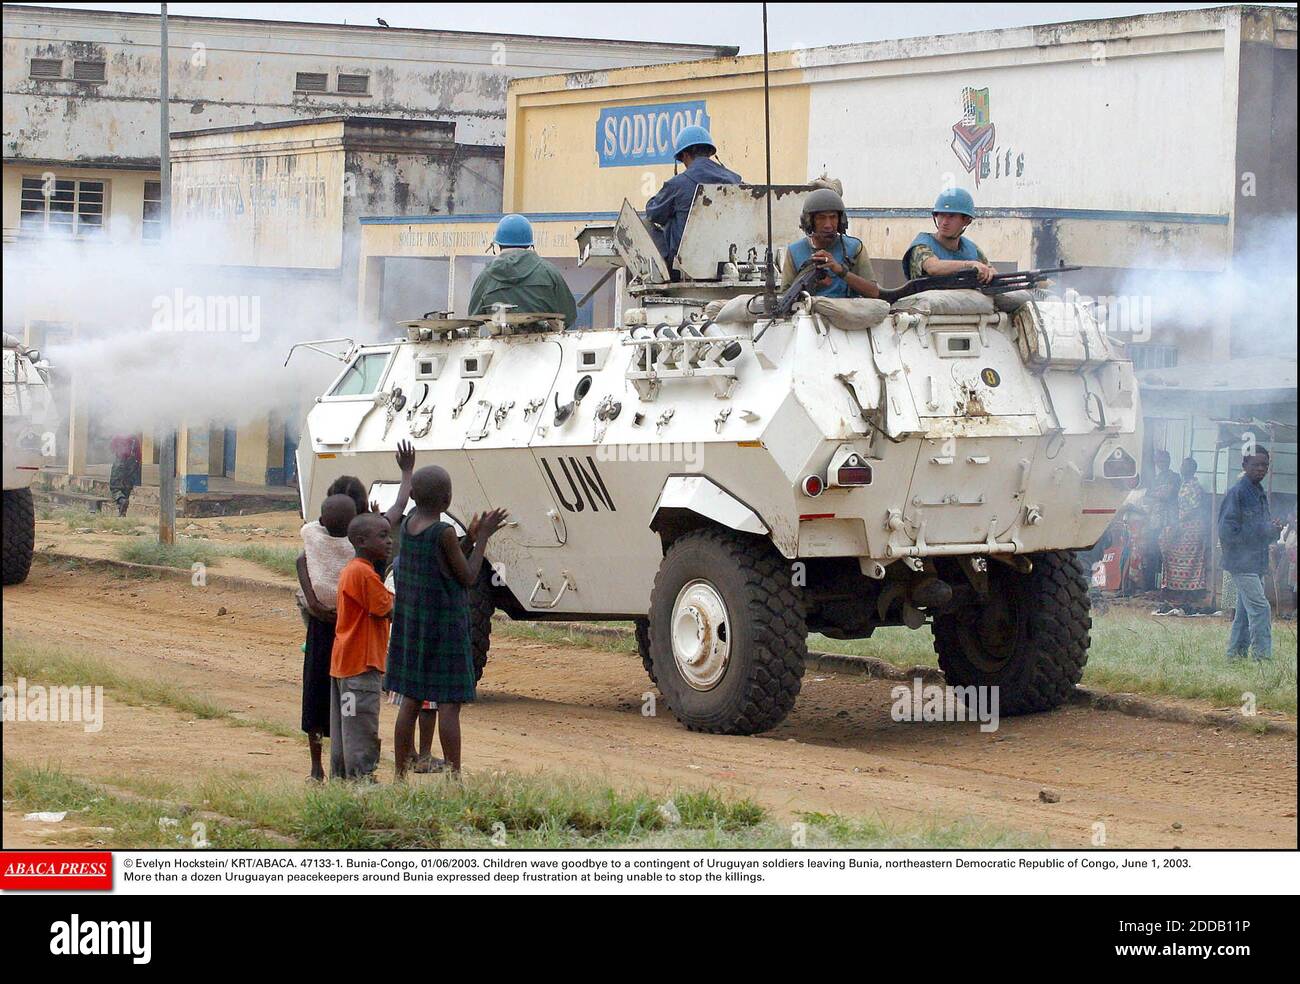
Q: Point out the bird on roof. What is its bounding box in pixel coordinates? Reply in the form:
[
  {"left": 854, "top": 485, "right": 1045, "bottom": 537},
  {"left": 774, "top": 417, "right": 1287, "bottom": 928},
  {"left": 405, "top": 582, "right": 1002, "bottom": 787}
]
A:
[{"left": 377, "top": 17, "right": 391, "bottom": 27}]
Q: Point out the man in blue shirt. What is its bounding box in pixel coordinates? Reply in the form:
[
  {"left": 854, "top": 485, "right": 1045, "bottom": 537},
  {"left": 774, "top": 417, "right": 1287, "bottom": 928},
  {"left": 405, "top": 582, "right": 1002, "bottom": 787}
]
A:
[
  {"left": 1217, "top": 447, "right": 1282, "bottom": 660},
  {"left": 902, "top": 187, "right": 997, "bottom": 283},
  {"left": 645, "top": 125, "right": 741, "bottom": 275}
]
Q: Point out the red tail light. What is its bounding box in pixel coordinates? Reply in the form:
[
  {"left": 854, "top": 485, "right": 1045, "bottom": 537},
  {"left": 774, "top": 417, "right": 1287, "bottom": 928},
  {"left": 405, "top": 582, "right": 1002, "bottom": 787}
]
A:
[{"left": 836, "top": 463, "right": 873, "bottom": 486}]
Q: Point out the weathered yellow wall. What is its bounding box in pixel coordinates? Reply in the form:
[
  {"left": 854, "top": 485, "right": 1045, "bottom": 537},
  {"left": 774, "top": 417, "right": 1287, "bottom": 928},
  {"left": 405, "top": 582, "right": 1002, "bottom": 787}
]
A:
[
  {"left": 233, "top": 414, "right": 284, "bottom": 485},
  {"left": 170, "top": 120, "right": 345, "bottom": 269},
  {"left": 505, "top": 54, "right": 810, "bottom": 213}
]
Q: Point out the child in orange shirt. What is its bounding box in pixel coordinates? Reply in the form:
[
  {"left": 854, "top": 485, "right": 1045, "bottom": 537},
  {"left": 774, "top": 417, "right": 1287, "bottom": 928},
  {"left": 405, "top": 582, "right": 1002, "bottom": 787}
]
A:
[{"left": 328, "top": 512, "right": 396, "bottom": 780}]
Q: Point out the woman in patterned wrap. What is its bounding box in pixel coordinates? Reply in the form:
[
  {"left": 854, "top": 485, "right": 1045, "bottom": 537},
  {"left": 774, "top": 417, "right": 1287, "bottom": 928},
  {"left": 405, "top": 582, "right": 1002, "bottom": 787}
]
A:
[{"left": 1160, "top": 457, "right": 1210, "bottom": 602}]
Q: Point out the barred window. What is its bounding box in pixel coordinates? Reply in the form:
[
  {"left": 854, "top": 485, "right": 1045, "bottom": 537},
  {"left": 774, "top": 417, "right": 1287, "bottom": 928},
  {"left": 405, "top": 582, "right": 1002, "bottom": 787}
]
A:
[
  {"left": 1130, "top": 344, "right": 1179, "bottom": 371},
  {"left": 143, "top": 181, "right": 162, "bottom": 241},
  {"left": 20, "top": 176, "right": 106, "bottom": 238}
]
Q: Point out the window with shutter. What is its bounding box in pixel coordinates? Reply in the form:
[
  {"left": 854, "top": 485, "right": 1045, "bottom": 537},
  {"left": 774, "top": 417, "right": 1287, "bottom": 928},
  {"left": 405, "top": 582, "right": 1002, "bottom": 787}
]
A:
[
  {"left": 72, "top": 60, "right": 106, "bottom": 82},
  {"left": 337, "top": 73, "right": 369, "bottom": 94},
  {"left": 295, "top": 72, "right": 328, "bottom": 92},
  {"left": 30, "top": 58, "right": 62, "bottom": 79}
]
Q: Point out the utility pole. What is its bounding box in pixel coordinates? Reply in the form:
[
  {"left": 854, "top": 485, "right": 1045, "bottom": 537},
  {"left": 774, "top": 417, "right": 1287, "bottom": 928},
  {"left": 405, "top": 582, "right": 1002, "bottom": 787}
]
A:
[
  {"left": 157, "top": 2, "right": 176, "bottom": 545},
  {"left": 761, "top": 2, "right": 776, "bottom": 314}
]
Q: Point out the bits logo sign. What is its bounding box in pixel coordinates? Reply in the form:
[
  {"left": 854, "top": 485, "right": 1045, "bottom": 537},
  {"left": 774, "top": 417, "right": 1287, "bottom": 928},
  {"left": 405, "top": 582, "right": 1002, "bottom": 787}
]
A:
[
  {"left": 950, "top": 87, "right": 1025, "bottom": 186},
  {"left": 596, "top": 101, "right": 710, "bottom": 168}
]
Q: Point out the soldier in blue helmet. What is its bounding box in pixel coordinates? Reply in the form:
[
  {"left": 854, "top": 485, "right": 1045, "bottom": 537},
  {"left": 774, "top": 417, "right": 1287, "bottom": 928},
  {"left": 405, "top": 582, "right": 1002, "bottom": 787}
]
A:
[
  {"left": 645, "top": 124, "right": 742, "bottom": 274},
  {"left": 781, "top": 187, "right": 880, "bottom": 299},
  {"left": 901, "top": 188, "right": 996, "bottom": 283},
  {"left": 468, "top": 213, "right": 578, "bottom": 327}
]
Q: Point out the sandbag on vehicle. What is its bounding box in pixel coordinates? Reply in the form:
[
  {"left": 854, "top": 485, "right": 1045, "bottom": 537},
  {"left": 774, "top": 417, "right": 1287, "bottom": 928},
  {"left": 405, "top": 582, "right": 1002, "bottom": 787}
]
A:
[
  {"left": 705, "top": 294, "right": 760, "bottom": 325},
  {"left": 890, "top": 288, "right": 994, "bottom": 315},
  {"left": 809, "top": 296, "right": 891, "bottom": 331}
]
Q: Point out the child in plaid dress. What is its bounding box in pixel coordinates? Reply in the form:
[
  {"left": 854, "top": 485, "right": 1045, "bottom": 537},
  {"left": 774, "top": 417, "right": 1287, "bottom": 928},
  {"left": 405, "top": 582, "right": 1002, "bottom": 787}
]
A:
[{"left": 386, "top": 465, "right": 507, "bottom": 777}]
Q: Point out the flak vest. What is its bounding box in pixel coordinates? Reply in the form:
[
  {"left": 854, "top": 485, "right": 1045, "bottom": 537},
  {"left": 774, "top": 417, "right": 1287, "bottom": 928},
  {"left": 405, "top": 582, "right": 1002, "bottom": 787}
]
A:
[
  {"left": 902, "top": 232, "right": 981, "bottom": 279},
  {"left": 786, "top": 234, "right": 865, "bottom": 298}
]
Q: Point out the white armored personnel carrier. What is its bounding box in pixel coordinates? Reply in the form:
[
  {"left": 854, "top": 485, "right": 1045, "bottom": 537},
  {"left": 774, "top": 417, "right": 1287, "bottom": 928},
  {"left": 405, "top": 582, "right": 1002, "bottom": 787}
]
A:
[
  {"left": 3, "top": 333, "right": 54, "bottom": 585},
  {"left": 293, "top": 185, "right": 1141, "bottom": 734}
]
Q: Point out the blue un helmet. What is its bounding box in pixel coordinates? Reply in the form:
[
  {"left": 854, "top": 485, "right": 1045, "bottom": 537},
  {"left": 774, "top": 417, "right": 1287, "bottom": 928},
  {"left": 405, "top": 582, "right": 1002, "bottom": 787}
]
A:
[
  {"left": 493, "top": 213, "right": 534, "bottom": 248},
  {"left": 672, "top": 124, "right": 716, "bottom": 162},
  {"left": 932, "top": 187, "right": 976, "bottom": 219}
]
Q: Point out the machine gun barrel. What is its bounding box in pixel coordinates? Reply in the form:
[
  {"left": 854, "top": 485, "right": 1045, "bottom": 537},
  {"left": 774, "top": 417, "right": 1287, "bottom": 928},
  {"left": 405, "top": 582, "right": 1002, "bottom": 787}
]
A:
[{"left": 877, "top": 265, "right": 1081, "bottom": 304}]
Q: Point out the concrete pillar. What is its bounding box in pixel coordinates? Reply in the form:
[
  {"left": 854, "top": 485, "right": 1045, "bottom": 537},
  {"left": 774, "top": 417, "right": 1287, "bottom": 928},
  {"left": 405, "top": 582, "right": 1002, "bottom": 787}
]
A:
[
  {"left": 140, "top": 432, "right": 157, "bottom": 486},
  {"left": 233, "top": 413, "right": 286, "bottom": 486},
  {"left": 177, "top": 422, "right": 210, "bottom": 493},
  {"left": 208, "top": 426, "right": 225, "bottom": 477},
  {"left": 65, "top": 366, "right": 90, "bottom": 477}
]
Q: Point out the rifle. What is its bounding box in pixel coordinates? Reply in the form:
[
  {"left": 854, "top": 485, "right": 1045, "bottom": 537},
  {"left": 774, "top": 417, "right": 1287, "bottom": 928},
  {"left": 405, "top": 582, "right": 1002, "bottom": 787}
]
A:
[
  {"left": 771, "top": 261, "right": 833, "bottom": 317},
  {"left": 877, "top": 265, "right": 1080, "bottom": 304}
]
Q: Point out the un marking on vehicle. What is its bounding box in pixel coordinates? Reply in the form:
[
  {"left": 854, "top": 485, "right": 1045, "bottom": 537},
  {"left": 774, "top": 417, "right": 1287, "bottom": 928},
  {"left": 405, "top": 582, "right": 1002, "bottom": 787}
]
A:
[{"left": 540, "top": 456, "right": 617, "bottom": 512}]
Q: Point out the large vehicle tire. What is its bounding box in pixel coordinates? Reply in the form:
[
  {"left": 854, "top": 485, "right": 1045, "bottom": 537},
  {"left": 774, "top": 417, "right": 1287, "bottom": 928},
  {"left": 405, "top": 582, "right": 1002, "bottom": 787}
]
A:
[
  {"left": 2, "top": 488, "right": 36, "bottom": 586},
  {"left": 469, "top": 560, "right": 495, "bottom": 682},
  {"left": 648, "top": 529, "right": 806, "bottom": 734},
  {"left": 634, "top": 618, "right": 654, "bottom": 684},
  {"left": 932, "top": 551, "right": 1091, "bottom": 714}
]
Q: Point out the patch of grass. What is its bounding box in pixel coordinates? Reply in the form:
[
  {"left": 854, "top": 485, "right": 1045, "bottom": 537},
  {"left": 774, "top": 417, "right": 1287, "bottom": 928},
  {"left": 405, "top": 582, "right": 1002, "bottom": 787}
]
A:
[
  {"left": 809, "top": 613, "right": 1297, "bottom": 714},
  {"left": 494, "top": 619, "right": 637, "bottom": 654},
  {"left": 794, "top": 810, "right": 1045, "bottom": 849},
  {"left": 192, "top": 771, "right": 767, "bottom": 850},
  {"left": 115, "top": 539, "right": 217, "bottom": 569},
  {"left": 810, "top": 628, "right": 941, "bottom": 668},
  {"left": 38, "top": 506, "right": 149, "bottom": 535},
  {"left": 1080, "top": 609, "right": 1296, "bottom": 714},
  {"left": 3, "top": 761, "right": 283, "bottom": 849},
  {"left": 1, "top": 636, "right": 298, "bottom": 739},
  {"left": 221, "top": 543, "right": 299, "bottom": 578}
]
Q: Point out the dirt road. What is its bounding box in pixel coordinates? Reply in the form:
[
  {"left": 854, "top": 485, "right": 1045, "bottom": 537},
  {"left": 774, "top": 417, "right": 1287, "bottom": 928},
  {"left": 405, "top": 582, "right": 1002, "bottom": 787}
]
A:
[{"left": 3, "top": 557, "right": 1295, "bottom": 848}]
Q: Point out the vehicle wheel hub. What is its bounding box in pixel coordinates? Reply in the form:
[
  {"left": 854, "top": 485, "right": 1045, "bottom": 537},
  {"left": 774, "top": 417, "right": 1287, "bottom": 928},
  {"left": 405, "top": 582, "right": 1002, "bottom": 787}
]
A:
[{"left": 671, "top": 580, "right": 730, "bottom": 690}]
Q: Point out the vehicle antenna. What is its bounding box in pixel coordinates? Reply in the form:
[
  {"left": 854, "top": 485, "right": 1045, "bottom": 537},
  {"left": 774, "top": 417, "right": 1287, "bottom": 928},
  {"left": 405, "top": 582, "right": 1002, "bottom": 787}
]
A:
[{"left": 762, "top": 2, "right": 776, "bottom": 314}]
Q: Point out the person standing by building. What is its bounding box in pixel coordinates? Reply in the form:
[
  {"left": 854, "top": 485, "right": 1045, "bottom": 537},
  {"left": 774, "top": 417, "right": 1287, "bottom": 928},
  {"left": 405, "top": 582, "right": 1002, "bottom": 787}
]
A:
[
  {"left": 645, "top": 125, "right": 741, "bottom": 273},
  {"left": 108, "top": 433, "right": 141, "bottom": 517},
  {"left": 468, "top": 214, "right": 578, "bottom": 328},
  {"left": 781, "top": 187, "right": 881, "bottom": 299},
  {"left": 1144, "top": 449, "right": 1181, "bottom": 591},
  {"left": 1160, "top": 457, "right": 1210, "bottom": 607},
  {"left": 901, "top": 188, "right": 996, "bottom": 282},
  {"left": 1218, "top": 447, "right": 1282, "bottom": 661}
]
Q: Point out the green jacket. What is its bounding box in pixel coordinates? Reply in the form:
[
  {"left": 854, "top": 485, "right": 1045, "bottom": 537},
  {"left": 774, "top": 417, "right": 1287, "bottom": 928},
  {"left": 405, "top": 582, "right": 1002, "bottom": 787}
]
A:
[{"left": 467, "top": 249, "right": 578, "bottom": 327}]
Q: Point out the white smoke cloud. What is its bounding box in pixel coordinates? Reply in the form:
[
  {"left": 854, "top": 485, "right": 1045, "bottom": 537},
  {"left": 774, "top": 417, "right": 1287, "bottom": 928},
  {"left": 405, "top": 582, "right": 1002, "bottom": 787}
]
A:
[
  {"left": 1114, "top": 213, "right": 1298, "bottom": 362},
  {"left": 2, "top": 220, "right": 372, "bottom": 434}
]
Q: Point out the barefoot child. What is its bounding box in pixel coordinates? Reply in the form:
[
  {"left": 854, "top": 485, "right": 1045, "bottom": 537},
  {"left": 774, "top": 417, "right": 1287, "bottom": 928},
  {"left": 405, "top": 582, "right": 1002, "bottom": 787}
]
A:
[
  {"left": 326, "top": 443, "right": 416, "bottom": 779},
  {"left": 295, "top": 493, "right": 357, "bottom": 781},
  {"left": 386, "top": 466, "right": 507, "bottom": 777}
]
